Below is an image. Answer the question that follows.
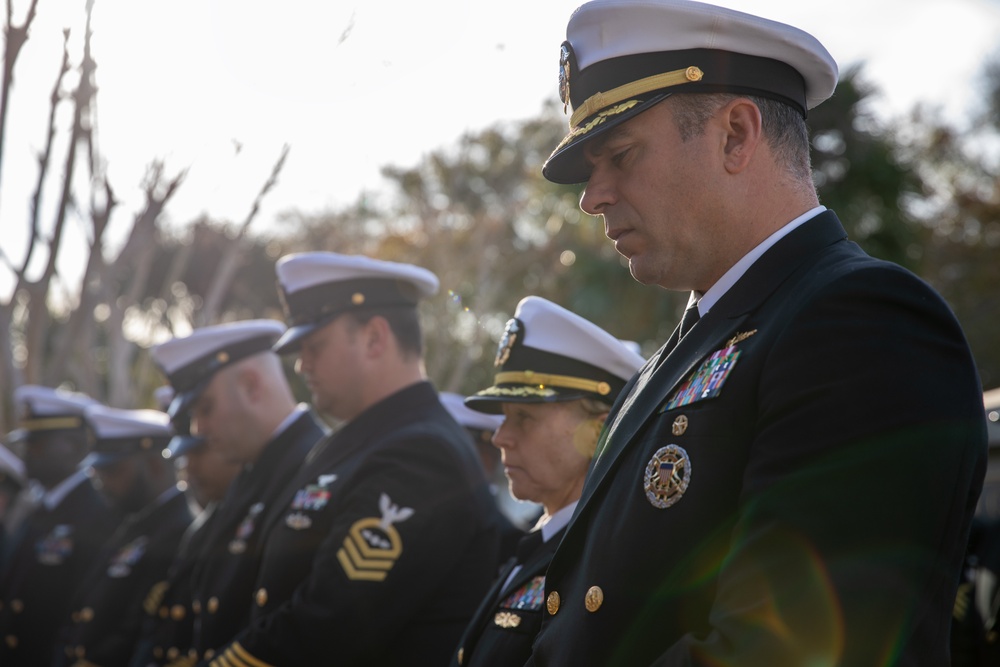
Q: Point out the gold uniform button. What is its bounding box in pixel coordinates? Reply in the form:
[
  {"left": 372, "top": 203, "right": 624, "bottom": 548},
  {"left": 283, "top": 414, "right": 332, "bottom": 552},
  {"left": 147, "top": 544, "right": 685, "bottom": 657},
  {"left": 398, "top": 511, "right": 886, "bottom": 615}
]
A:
[
  {"left": 256, "top": 588, "right": 268, "bottom": 607},
  {"left": 546, "top": 591, "right": 561, "bottom": 616},
  {"left": 204, "top": 649, "right": 216, "bottom": 659},
  {"left": 5, "top": 635, "right": 17, "bottom": 649},
  {"left": 171, "top": 604, "right": 186, "bottom": 621},
  {"left": 153, "top": 647, "right": 163, "bottom": 659},
  {"left": 192, "top": 600, "right": 202, "bottom": 614},
  {"left": 671, "top": 415, "right": 688, "bottom": 436},
  {"left": 167, "top": 647, "right": 180, "bottom": 660},
  {"left": 207, "top": 597, "right": 219, "bottom": 613},
  {"left": 585, "top": 586, "right": 604, "bottom": 612},
  {"left": 80, "top": 607, "right": 94, "bottom": 622},
  {"left": 158, "top": 606, "right": 169, "bottom": 619},
  {"left": 10, "top": 599, "right": 23, "bottom": 613}
]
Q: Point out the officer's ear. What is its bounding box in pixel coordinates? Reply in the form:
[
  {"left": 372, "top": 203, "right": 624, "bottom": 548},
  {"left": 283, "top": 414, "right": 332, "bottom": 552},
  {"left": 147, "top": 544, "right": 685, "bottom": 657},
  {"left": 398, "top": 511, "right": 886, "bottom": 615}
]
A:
[
  {"left": 360, "top": 316, "right": 392, "bottom": 359},
  {"left": 234, "top": 362, "right": 264, "bottom": 403},
  {"left": 720, "top": 97, "right": 763, "bottom": 175}
]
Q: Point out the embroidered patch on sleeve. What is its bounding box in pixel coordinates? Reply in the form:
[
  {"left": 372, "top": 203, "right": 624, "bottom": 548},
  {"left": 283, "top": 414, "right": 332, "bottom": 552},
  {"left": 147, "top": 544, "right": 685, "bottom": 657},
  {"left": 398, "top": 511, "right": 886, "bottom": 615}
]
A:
[{"left": 336, "top": 493, "right": 414, "bottom": 582}]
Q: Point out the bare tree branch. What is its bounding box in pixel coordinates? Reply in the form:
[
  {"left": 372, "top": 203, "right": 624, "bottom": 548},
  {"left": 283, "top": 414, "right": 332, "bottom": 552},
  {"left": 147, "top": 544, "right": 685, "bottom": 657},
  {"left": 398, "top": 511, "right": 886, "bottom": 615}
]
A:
[
  {"left": 196, "top": 143, "right": 290, "bottom": 326},
  {"left": 21, "top": 29, "right": 72, "bottom": 285},
  {"left": 0, "top": 0, "right": 41, "bottom": 211}
]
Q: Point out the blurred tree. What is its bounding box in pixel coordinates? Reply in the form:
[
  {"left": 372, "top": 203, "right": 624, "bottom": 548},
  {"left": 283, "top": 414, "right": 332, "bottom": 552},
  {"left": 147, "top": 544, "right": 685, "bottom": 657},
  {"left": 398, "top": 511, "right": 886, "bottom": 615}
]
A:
[
  {"left": 276, "top": 103, "right": 684, "bottom": 397},
  {"left": 0, "top": 2, "right": 289, "bottom": 432},
  {"left": 809, "top": 65, "right": 930, "bottom": 271},
  {"left": 898, "top": 52, "right": 1000, "bottom": 389}
]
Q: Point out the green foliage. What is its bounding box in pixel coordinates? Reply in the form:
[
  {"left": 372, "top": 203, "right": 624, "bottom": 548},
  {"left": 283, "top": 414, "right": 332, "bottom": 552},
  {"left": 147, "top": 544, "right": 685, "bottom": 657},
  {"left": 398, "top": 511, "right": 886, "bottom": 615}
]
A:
[{"left": 809, "top": 66, "right": 929, "bottom": 270}]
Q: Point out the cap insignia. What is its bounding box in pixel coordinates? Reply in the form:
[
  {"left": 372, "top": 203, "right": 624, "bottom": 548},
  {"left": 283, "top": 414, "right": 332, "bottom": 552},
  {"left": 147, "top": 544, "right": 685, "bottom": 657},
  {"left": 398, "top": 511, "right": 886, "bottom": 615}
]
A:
[
  {"left": 352, "top": 292, "right": 366, "bottom": 305},
  {"left": 495, "top": 318, "right": 521, "bottom": 367},
  {"left": 558, "top": 42, "right": 574, "bottom": 113}
]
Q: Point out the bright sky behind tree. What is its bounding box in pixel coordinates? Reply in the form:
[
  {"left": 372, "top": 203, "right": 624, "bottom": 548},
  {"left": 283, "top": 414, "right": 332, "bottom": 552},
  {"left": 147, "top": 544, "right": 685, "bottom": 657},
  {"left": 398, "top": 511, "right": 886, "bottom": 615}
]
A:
[{"left": 1, "top": 0, "right": 998, "bottom": 295}]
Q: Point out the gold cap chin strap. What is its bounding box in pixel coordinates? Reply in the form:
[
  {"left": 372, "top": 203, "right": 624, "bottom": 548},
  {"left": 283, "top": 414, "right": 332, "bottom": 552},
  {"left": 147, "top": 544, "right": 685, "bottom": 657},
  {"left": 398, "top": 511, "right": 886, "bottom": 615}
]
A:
[
  {"left": 494, "top": 371, "right": 611, "bottom": 397},
  {"left": 21, "top": 416, "right": 84, "bottom": 431},
  {"left": 569, "top": 66, "right": 704, "bottom": 128}
]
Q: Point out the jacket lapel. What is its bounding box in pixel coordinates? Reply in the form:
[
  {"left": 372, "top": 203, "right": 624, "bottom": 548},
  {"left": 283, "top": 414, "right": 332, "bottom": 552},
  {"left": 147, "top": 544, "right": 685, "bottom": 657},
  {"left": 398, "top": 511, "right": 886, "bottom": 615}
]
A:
[{"left": 575, "top": 211, "right": 849, "bottom": 515}]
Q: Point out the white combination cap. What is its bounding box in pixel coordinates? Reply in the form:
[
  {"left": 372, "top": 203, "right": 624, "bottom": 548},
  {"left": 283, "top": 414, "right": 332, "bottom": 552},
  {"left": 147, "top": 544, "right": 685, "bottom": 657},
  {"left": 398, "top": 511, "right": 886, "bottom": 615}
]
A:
[
  {"left": 466, "top": 296, "right": 645, "bottom": 414},
  {"left": 81, "top": 405, "right": 173, "bottom": 468},
  {"left": 440, "top": 392, "right": 504, "bottom": 433},
  {"left": 150, "top": 319, "right": 286, "bottom": 418},
  {"left": 11, "top": 385, "right": 98, "bottom": 438},
  {"left": 274, "top": 251, "right": 439, "bottom": 354},
  {"left": 544, "top": 0, "right": 839, "bottom": 183}
]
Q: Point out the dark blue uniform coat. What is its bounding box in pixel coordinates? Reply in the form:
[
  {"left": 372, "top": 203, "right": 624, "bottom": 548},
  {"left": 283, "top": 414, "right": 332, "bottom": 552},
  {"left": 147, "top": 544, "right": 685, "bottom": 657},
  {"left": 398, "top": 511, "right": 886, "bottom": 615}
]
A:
[
  {"left": 527, "top": 211, "right": 988, "bottom": 667},
  {"left": 57, "top": 487, "right": 193, "bottom": 666},
  {"left": 207, "top": 381, "right": 504, "bottom": 666},
  {"left": 0, "top": 476, "right": 118, "bottom": 666},
  {"left": 190, "top": 410, "right": 323, "bottom": 658},
  {"left": 453, "top": 529, "right": 561, "bottom": 667},
  {"left": 129, "top": 504, "right": 221, "bottom": 667}
]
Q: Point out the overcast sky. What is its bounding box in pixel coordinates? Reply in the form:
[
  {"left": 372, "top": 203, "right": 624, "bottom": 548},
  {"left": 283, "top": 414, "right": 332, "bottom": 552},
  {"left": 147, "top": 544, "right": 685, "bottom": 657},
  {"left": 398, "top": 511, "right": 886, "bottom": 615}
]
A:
[{"left": 2, "top": 0, "right": 999, "bottom": 293}]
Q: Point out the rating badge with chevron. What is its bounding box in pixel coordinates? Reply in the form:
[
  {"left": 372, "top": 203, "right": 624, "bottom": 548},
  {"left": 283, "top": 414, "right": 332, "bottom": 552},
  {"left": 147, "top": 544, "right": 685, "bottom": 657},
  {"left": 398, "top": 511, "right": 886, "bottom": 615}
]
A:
[{"left": 337, "top": 493, "right": 414, "bottom": 581}]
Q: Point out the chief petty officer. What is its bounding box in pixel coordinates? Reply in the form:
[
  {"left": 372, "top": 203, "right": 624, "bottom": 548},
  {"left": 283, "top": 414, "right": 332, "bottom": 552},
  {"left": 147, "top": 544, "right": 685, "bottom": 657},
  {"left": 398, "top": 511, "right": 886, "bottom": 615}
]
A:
[{"left": 206, "top": 251, "right": 506, "bottom": 666}]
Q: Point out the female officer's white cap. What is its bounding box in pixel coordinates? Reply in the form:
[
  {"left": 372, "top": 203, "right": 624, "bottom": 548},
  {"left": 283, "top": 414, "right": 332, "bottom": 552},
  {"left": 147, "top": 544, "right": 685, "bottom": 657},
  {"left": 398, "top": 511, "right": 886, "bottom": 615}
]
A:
[
  {"left": 467, "top": 296, "right": 645, "bottom": 414},
  {"left": 544, "top": 0, "right": 839, "bottom": 184}
]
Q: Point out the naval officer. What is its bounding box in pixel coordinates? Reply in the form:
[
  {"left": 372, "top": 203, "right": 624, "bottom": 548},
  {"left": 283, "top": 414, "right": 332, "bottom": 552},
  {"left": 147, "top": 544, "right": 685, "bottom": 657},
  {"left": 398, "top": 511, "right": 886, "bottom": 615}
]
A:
[
  {"left": 526, "top": 1, "right": 988, "bottom": 665},
  {"left": 451, "top": 296, "right": 643, "bottom": 667}
]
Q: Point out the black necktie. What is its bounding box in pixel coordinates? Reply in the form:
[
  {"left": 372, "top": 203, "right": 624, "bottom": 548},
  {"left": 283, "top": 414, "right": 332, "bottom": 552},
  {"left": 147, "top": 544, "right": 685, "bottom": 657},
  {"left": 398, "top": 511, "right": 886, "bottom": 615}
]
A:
[
  {"left": 678, "top": 304, "right": 701, "bottom": 339},
  {"left": 514, "top": 529, "right": 544, "bottom": 563}
]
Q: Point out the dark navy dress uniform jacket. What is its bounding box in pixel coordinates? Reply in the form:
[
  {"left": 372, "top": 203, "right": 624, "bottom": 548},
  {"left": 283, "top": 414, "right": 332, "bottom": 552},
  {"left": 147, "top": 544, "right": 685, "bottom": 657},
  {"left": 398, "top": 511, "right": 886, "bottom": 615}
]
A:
[{"left": 527, "top": 211, "right": 988, "bottom": 667}]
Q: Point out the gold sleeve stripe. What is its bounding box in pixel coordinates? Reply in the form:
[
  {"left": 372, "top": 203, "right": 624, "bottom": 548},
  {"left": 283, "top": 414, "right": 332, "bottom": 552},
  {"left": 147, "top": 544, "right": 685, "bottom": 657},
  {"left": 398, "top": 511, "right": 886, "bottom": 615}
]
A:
[
  {"left": 494, "top": 371, "right": 612, "bottom": 396},
  {"left": 229, "top": 643, "right": 275, "bottom": 667},
  {"left": 569, "top": 66, "right": 704, "bottom": 128}
]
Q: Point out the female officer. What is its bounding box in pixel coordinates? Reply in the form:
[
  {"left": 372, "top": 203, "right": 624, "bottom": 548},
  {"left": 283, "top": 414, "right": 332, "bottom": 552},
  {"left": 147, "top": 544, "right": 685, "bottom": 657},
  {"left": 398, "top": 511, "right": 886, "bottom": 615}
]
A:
[{"left": 451, "top": 296, "right": 644, "bottom": 667}]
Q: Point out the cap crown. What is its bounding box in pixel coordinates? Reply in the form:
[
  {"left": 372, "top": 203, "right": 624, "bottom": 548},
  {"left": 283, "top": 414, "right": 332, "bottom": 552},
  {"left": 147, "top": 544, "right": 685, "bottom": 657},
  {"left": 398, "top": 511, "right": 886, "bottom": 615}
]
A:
[
  {"left": 468, "top": 296, "right": 645, "bottom": 413},
  {"left": 84, "top": 405, "right": 173, "bottom": 463},
  {"left": 14, "top": 385, "right": 97, "bottom": 433},
  {"left": 151, "top": 319, "right": 285, "bottom": 393}
]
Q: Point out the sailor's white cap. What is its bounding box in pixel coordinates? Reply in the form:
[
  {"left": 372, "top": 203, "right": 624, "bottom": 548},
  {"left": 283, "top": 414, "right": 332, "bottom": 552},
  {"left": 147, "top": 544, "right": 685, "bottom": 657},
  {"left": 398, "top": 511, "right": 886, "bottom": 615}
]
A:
[
  {"left": 273, "top": 251, "right": 439, "bottom": 354},
  {"left": 150, "top": 319, "right": 286, "bottom": 419},
  {"left": 81, "top": 405, "right": 173, "bottom": 468},
  {"left": 440, "top": 392, "right": 504, "bottom": 434}
]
